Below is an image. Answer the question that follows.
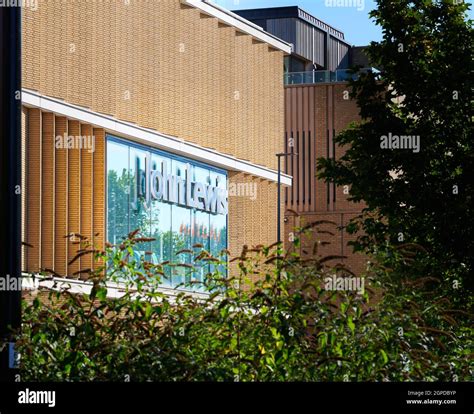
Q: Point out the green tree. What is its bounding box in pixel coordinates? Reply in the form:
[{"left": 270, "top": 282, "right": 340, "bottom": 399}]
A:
[{"left": 317, "top": 0, "right": 474, "bottom": 293}]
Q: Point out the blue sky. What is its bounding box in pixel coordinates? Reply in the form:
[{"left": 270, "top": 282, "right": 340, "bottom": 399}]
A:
[{"left": 214, "top": 0, "right": 472, "bottom": 46}]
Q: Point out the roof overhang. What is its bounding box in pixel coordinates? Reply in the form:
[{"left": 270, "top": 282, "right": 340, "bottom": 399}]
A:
[
  {"left": 181, "top": 0, "right": 292, "bottom": 54},
  {"left": 22, "top": 89, "right": 292, "bottom": 187}
]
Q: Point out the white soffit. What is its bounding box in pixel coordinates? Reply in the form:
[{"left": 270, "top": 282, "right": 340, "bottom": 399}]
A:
[
  {"left": 181, "top": 0, "right": 292, "bottom": 54},
  {"left": 22, "top": 89, "right": 292, "bottom": 187}
]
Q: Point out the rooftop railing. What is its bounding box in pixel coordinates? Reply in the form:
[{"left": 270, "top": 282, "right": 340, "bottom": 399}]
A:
[{"left": 284, "top": 68, "right": 374, "bottom": 85}]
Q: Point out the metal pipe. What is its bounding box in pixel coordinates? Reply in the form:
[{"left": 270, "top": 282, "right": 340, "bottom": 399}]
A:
[{"left": 276, "top": 152, "right": 298, "bottom": 246}]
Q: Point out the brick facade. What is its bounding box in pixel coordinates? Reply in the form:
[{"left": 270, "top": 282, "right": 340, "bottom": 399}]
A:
[
  {"left": 22, "top": 0, "right": 284, "bottom": 171},
  {"left": 21, "top": 0, "right": 287, "bottom": 277},
  {"left": 284, "top": 83, "right": 367, "bottom": 275},
  {"left": 22, "top": 109, "right": 105, "bottom": 277}
]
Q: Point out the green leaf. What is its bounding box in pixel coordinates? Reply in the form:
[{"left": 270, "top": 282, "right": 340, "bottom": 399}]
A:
[
  {"left": 340, "top": 302, "right": 348, "bottom": 315},
  {"left": 145, "top": 302, "right": 152, "bottom": 319},
  {"left": 96, "top": 287, "right": 108, "bottom": 302},
  {"left": 347, "top": 316, "right": 355, "bottom": 334}
]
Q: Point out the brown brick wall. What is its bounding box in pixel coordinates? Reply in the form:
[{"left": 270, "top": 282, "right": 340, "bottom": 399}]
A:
[
  {"left": 284, "top": 83, "right": 366, "bottom": 275},
  {"left": 332, "top": 84, "right": 366, "bottom": 213},
  {"left": 285, "top": 212, "right": 367, "bottom": 276}
]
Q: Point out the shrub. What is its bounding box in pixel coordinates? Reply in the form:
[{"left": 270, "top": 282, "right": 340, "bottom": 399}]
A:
[{"left": 16, "top": 232, "right": 472, "bottom": 381}]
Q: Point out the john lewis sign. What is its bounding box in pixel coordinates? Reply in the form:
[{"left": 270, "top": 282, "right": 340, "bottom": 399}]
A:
[{"left": 132, "top": 153, "right": 228, "bottom": 215}]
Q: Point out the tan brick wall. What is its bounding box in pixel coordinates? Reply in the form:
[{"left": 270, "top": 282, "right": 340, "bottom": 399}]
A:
[
  {"left": 21, "top": 108, "right": 28, "bottom": 272},
  {"left": 228, "top": 171, "right": 283, "bottom": 280},
  {"left": 67, "top": 120, "right": 81, "bottom": 277},
  {"left": 80, "top": 124, "right": 94, "bottom": 274},
  {"left": 23, "top": 108, "right": 105, "bottom": 277},
  {"left": 228, "top": 171, "right": 282, "bottom": 250},
  {"left": 25, "top": 108, "right": 41, "bottom": 273},
  {"left": 22, "top": 0, "right": 286, "bottom": 278},
  {"left": 22, "top": 0, "right": 285, "bottom": 171}
]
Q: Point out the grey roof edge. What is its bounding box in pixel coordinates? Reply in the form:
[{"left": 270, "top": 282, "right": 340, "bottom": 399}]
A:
[{"left": 233, "top": 6, "right": 351, "bottom": 45}]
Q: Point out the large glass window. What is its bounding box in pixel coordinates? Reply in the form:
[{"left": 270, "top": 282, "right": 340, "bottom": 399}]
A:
[
  {"left": 107, "top": 141, "right": 130, "bottom": 246},
  {"left": 149, "top": 154, "right": 172, "bottom": 285},
  {"left": 129, "top": 147, "right": 150, "bottom": 263},
  {"left": 209, "top": 170, "right": 227, "bottom": 275},
  {"left": 106, "top": 136, "right": 228, "bottom": 291}
]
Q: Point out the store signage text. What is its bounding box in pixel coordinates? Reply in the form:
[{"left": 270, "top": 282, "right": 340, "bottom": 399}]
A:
[{"left": 132, "top": 154, "right": 228, "bottom": 215}]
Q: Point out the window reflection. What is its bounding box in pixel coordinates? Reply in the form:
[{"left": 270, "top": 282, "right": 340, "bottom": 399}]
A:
[
  {"left": 210, "top": 170, "right": 228, "bottom": 275},
  {"left": 106, "top": 137, "right": 228, "bottom": 291},
  {"left": 107, "top": 141, "right": 129, "bottom": 245},
  {"left": 129, "top": 147, "right": 151, "bottom": 262},
  {"left": 150, "top": 154, "right": 172, "bottom": 286}
]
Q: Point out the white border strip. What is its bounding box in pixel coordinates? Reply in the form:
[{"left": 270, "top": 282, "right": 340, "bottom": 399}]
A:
[
  {"left": 22, "top": 89, "right": 292, "bottom": 186},
  {"left": 182, "top": 0, "right": 292, "bottom": 54},
  {"left": 22, "top": 274, "right": 211, "bottom": 302}
]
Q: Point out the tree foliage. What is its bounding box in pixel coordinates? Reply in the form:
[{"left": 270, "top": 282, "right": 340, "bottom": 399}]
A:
[
  {"left": 16, "top": 232, "right": 472, "bottom": 381},
  {"left": 317, "top": 0, "right": 474, "bottom": 293}
]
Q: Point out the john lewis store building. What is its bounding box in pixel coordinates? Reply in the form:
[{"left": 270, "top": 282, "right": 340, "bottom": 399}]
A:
[{"left": 20, "top": 0, "right": 292, "bottom": 289}]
